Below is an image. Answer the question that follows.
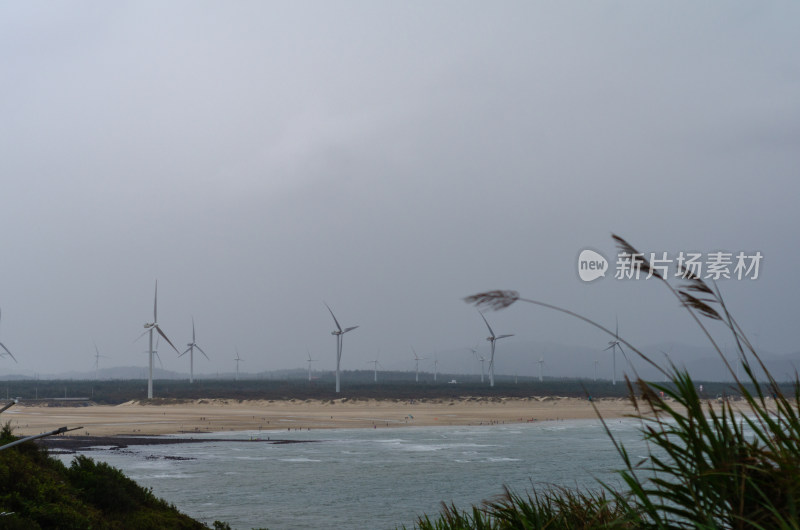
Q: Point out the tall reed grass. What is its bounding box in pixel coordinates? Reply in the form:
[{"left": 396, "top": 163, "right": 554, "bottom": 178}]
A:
[{"left": 414, "top": 234, "right": 800, "bottom": 529}]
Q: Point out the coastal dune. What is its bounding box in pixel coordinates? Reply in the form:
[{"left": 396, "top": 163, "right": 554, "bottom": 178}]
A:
[{"left": 6, "top": 397, "right": 638, "bottom": 437}]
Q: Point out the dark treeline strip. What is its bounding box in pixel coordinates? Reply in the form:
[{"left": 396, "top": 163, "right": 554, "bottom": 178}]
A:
[{"left": 0, "top": 372, "right": 776, "bottom": 405}]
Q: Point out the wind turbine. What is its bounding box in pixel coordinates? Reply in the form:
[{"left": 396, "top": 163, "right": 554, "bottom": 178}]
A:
[
  {"left": 234, "top": 348, "right": 243, "bottom": 381},
  {"left": 179, "top": 317, "right": 209, "bottom": 384},
  {"left": 538, "top": 357, "right": 545, "bottom": 382},
  {"left": 306, "top": 350, "right": 317, "bottom": 381},
  {"left": 469, "top": 345, "right": 486, "bottom": 383},
  {"left": 325, "top": 303, "right": 358, "bottom": 393},
  {"left": 593, "top": 359, "right": 599, "bottom": 382},
  {"left": 92, "top": 341, "right": 109, "bottom": 380},
  {"left": 479, "top": 312, "right": 513, "bottom": 387},
  {"left": 412, "top": 347, "right": 426, "bottom": 382},
  {"left": 603, "top": 317, "right": 625, "bottom": 386},
  {"left": 433, "top": 354, "right": 439, "bottom": 382},
  {"left": 0, "top": 309, "right": 17, "bottom": 363},
  {"left": 152, "top": 336, "right": 165, "bottom": 370},
  {"left": 367, "top": 351, "right": 381, "bottom": 383},
  {"left": 135, "top": 281, "right": 180, "bottom": 399}
]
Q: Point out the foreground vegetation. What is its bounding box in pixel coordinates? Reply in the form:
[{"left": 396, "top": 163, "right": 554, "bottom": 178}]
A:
[
  {"left": 0, "top": 423, "right": 211, "bottom": 529},
  {"left": 416, "top": 235, "right": 800, "bottom": 529}
]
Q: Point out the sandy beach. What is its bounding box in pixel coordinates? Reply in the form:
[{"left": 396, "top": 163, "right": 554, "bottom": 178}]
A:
[{"left": 4, "top": 397, "right": 640, "bottom": 438}]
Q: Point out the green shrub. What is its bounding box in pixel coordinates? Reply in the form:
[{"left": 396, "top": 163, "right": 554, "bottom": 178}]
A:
[{"left": 0, "top": 432, "right": 206, "bottom": 528}]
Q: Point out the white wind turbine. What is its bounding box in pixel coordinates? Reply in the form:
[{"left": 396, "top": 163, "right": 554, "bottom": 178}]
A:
[
  {"left": 136, "top": 281, "right": 180, "bottom": 399},
  {"left": 325, "top": 303, "right": 358, "bottom": 393},
  {"left": 412, "top": 347, "right": 426, "bottom": 383},
  {"left": 92, "top": 341, "right": 109, "bottom": 380},
  {"left": 469, "top": 345, "right": 485, "bottom": 383},
  {"left": 0, "top": 309, "right": 17, "bottom": 363},
  {"left": 234, "top": 348, "right": 243, "bottom": 381},
  {"left": 367, "top": 351, "right": 381, "bottom": 383},
  {"left": 433, "top": 354, "right": 439, "bottom": 382},
  {"left": 179, "top": 317, "right": 209, "bottom": 384},
  {"left": 152, "top": 336, "right": 165, "bottom": 370},
  {"left": 306, "top": 350, "right": 318, "bottom": 381},
  {"left": 603, "top": 317, "right": 626, "bottom": 386},
  {"left": 140, "top": 336, "right": 165, "bottom": 385},
  {"left": 479, "top": 312, "right": 514, "bottom": 387},
  {"left": 538, "top": 357, "right": 545, "bottom": 382}
]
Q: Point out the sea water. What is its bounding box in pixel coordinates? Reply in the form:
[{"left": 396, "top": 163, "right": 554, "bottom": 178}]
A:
[{"left": 55, "top": 419, "right": 647, "bottom": 529}]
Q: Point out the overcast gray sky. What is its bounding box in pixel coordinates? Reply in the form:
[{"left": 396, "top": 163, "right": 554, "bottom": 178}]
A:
[{"left": 1, "top": 2, "right": 798, "bottom": 377}]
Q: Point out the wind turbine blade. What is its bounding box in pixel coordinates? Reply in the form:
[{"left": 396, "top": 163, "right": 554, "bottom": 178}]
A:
[
  {"left": 192, "top": 316, "right": 196, "bottom": 342},
  {"left": 412, "top": 346, "right": 418, "bottom": 360},
  {"left": 496, "top": 334, "right": 514, "bottom": 340},
  {"left": 155, "top": 351, "right": 163, "bottom": 370},
  {"left": 343, "top": 326, "right": 359, "bottom": 333},
  {"left": 133, "top": 328, "right": 150, "bottom": 344},
  {"left": 324, "top": 303, "right": 343, "bottom": 332},
  {"left": 0, "top": 342, "right": 17, "bottom": 363},
  {"left": 479, "top": 311, "right": 495, "bottom": 336},
  {"left": 479, "top": 312, "right": 495, "bottom": 338},
  {"left": 617, "top": 343, "right": 630, "bottom": 362},
  {"left": 154, "top": 280, "right": 158, "bottom": 322},
  {"left": 615, "top": 316, "right": 619, "bottom": 339},
  {"left": 195, "top": 344, "right": 210, "bottom": 360},
  {"left": 155, "top": 326, "right": 181, "bottom": 354},
  {"left": 603, "top": 344, "right": 615, "bottom": 351},
  {"left": 178, "top": 346, "right": 191, "bottom": 358}
]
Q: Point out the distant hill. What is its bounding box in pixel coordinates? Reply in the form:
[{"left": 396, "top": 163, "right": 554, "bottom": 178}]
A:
[{"left": 5, "top": 342, "right": 796, "bottom": 383}]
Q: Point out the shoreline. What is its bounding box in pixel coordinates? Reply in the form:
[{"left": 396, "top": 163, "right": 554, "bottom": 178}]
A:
[{"left": 4, "top": 396, "right": 638, "bottom": 438}]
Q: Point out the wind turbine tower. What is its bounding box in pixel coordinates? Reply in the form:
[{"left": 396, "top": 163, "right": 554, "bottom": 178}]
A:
[
  {"left": 412, "top": 347, "right": 426, "bottom": 383},
  {"left": 93, "top": 341, "right": 108, "bottom": 381},
  {"left": 179, "top": 317, "right": 209, "bottom": 384},
  {"left": 306, "top": 350, "right": 318, "bottom": 381},
  {"left": 234, "top": 349, "right": 243, "bottom": 381},
  {"left": 603, "top": 317, "right": 625, "bottom": 386},
  {"left": 367, "top": 351, "right": 381, "bottom": 383},
  {"left": 136, "top": 281, "right": 180, "bottom": 399},
  {"left": 469, "top": 346, "right": 485, "bottom": 383},
  {"left": 538, "top": 357, "right": 545, "bottom": 382},
  {"left": 325, "top": 303, "right": 358, "bottom": 393},
  {"left": 479, "top": 312, "right": 514, "bottom": 387}
]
